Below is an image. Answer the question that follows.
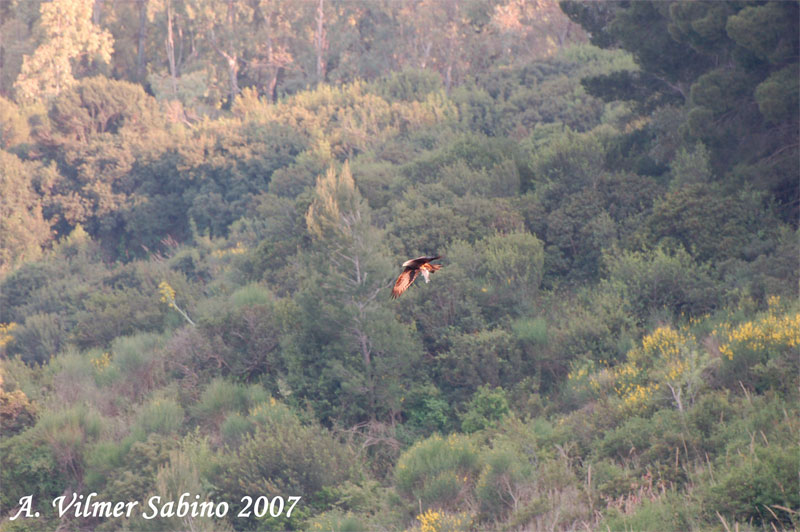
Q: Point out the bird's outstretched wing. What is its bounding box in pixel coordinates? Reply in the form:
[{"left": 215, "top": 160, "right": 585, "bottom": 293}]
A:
[
  {"left": 403, "top": 255, "right": 441, "bottom": 269},
  {"left": 391, "top": 268, "right": 419, "bottom": 299}
]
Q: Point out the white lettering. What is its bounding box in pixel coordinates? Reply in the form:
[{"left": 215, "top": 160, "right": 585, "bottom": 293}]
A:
[
  {"left": 198, "top": 500, "right": 214, "bottom": 517},
  {"left": 176, "top": 492, "right": 190, "bottom": 517},
  {"left": 52, "top": 493, "right": 78, "bottom": 517},
  {"left": 9, "top": 495, "right": 34, "bottom": 520},
  {"left": 125, "top": 500, "right": 139, "bottom": 517},
  {"left": 160, "top": 500, "right": 175, "bottom": 517},
  {"left": 142, "top": 496, "right": 160, "bottom": 519},
  {"left": 90, "top": 500, "right": 112, "bottom": 517}
]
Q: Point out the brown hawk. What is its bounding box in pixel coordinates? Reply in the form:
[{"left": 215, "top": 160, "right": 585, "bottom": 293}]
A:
[{"left": 391, "top": 255, "right": 442, "bottom": 299}]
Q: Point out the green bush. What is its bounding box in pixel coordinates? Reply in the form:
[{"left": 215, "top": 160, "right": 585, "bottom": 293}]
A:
[
  {"left": 12, "top": 312, "right": 64, "bottom": 365},
  {"left": 111, "top": 332, "right": 165, "bottom": 376},
  {"left": 401, "top": 385, "right": 454, "bottom": 439},
  {"left": 116, "top": 436, "right": 232, "bottom": 532},
  {"left": 460, "top": 386, "right": 511, "bottom": 434},
  {"left": 303, "top": 510, "right": 368, "bottom": 532},
  {"left": 0, "top": 431, "right": 65, "bottom": 518},
  {"left": 600, "top": 490, "right": 701, "bottom": 532},
  {"left": 475, "top": 442, "right": 532, "bottom": 522},
  {"left": 511, "top": 317, "right": 549, "bottom": 347},
  {"left": 32, "top": 405, "right": 105, "bottom": 487},
  {"left": 603, "top": 245, "right": 719, "bottom": 324},
  {"left": 196, "top": 300, "right": 283, "bottom": 383},
  {"left": 230, "top": 283, "right": 274, "bottom": 308},
  {"left": 220, "top": 412, "right": 252, "bottom": 447},
  {"left": 376, "top": 69, "right": 443, "bottom": 103},
  {"left": 702, "top": 444, "right": 799, "bottom": 527},
  {"left": 436, "top": 328, "right": 519, "bottom": 407},
  {"left": 588, "top": 459, "right": 631, "bottom": 501},
  {"left": 212, "top": 400, "right": 357, "bottom": 531},
  {"left": 71, "top": 286, "right": 164, "bottom": 350},
  {"left": 134, "top": 396, "right": 184, "bottom": 436},
  {"left": 191, "top": 378, "right": 269, "bottom": 428},
  {"left": 88, "top": 434, "right": 178, "bottom": 513},
  {"left": 394, "top": 434, "right": 480, "bottom": 511}
]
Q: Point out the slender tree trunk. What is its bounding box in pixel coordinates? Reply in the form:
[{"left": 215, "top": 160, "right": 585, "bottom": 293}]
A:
[
  {"left": 265, "top": 33, "right": 279, "bottom": 103},
  {"left": 267, "top": 66, "right": 279, "bottom": 103},
  {"left": 315, "top": 0, "right": 327, "bottom": 85},
  {"left": 224, "top": 0, "right": 239, "bottom": 103},
  {"left": 444, "top": 27, "right": 457, "bottom": 94},
  {"left": 136, "top": 0, "right": 148, "bottom": 82},
  {"left": 209, "top": 0, "right": 239, "bottom": 104},
  {"left": 0, "top": 41, "right": 5, "bottom": 98},
  {"left": 92, "top": 0, "right": 104, "bottom": 25},
  {"left": 420, "top": 41, "right": 432, "bottom": 69},
  {"left": 176, "top": 24, "right": 184, "bottom": 76},
  {"left": 225, "top": 55, "right": 239, "bottom": 103},
  {"left": 165, "top": 0, "right": 178, "bottom": 96}
]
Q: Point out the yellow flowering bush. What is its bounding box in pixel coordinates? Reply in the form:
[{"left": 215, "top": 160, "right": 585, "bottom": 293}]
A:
[
  {"left": 211, "top": 241, "right": 247, "bottom": 258},
  {"left": 416, "top": 509, "right": 472, "bottom": 532},
  {"left": 714, "top": 301, "right": 799, "bottom": 392},
  {"left": 575, "top": 324, "right": 703, "bottom": 413},
  {"left": 158, "top": 281, "right": 177, "bottom": 308},
  {"left": 90, "top": 351, "right": 112, "bottom": 373},
  {"left": 0, "top": 322, "right": 17, "bottom": 356},
  {"left": 717, "top": 312, "right": 799, "bottom": 361},
  {"left": 158, "top": 281, "right": 195, "bottom": 326}
]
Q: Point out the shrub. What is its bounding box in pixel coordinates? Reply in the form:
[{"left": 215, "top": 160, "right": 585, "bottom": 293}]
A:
[
  {"left": 220, "top": 412, "right": 252, "bottom": 447},
  {"left": 0, "top": 431, "right": 65, "bottom": 518},
  {"left": 191, "top": 378, "right": 260, "bottom": 428},
  {"left": 702, "top": 444, "right": 799, "bottom": 527},
  {"left": 33, "top": 405, "right": 104, "bottom": 486},
  {"left": 118, "top": 436, "right": 232, "bottom": 532},
  {"left": 376, "top": 69, "right": 443, "bottom": 102},
  {"left": 713, "top": 306, "right": 800, "bottom": 393},
  {"left": 134, "top": 396, "right": 184, "bottom": 436},
  {"left": 394, "top": 434, "right": 480, "bottom": 511},
  {"left": 196, "top": 300, "right": 283, "bottom": 383},
  {"left": 603, "top": 245, "right": 719, "bottom": 324},
  {"left": 71, "top": 287, "right": 165, "bottom": 350},
  {"left": 0, "top": 386, "right": 37, "bottom": 436},
  {"left": 460, "top": 386, "right": 511, "bottom": 434},
  {"left": 89, "top": 433, "right": 179, "bottom": 517},
  {"left": 415, "top": 509, "right": 472, "bottom": 532},
  {"left": 12, "top": 312, "right": 64, "bottom": 365},
  {"left": 230, "top": 283, "right": 273, "bottom": 308},
  {"left": 475, "top": 442, "right": 532, "bottom": 521},
  {"left": 402, "top": 385, "right": 454, "bottom": 439},
  {"left": 212, "top": 400, "right": 357, "bottom": 531},
  {"left": 600, "top": 490, "right": 701, "bottom": 532},
  {"left": 436, "top": 328, "right": 518, "bottom": 407},
  {"left": 105, "top": 332, "right": 167, "bottom": 399},
  {"left": 305, "top": 510, "right": 369, "bottom": 532}
]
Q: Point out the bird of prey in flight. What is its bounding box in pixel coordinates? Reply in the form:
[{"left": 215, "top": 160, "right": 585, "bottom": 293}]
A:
[{"left": 391, "top": 255, "right": 442, "bottom": 299}]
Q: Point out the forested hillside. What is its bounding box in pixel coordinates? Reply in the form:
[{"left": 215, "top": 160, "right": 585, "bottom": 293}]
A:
[{"left": 1, "top": 1, "right": 798, "bottom": 531}]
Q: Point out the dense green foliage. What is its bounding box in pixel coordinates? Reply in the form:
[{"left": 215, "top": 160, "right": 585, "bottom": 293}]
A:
[{"left": 1, "top": 1, "right": 798, "bottom": 531}]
